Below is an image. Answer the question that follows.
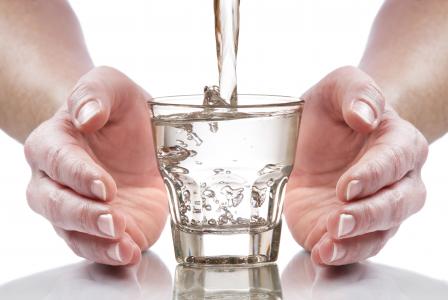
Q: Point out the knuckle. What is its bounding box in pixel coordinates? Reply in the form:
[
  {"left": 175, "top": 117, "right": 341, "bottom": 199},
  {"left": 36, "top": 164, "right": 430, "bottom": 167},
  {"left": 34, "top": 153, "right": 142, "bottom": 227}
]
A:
[
  {"left": 383, "top": 144, "right": 411, "bottom": 180},
  {"left": 363, "top": 159, "right": 384, "bottom": 189},
  {"left": 46, "top": 145, "right": 68, "bottom": 180},
  {"left": 25, "top": 182, "right": 37, "bottom": 211},
  {"left": 334, "top": 65, "right": 358, "bottom": 76},
  {"left": 69, "top": 79, "right": 104, "bottom": 109},
  {"left": 358, "top": 81, "right": 385, "bottom": 110},
  {"left": 415, "top": 128, "right": 429, "bottom": 165},
  {"left": 46, "top": 188, "right": 65, "bottom": 225},
  {"left": 413, "top": 180, "right": 427, "bottom": 213},
  {"left": 77, "top": 201, "right": 93, "bottom": 232},
  {"left": 361, "top": 202, "right": 377, "bottom": 232},
  {"left": 95, "top": 65, "right": 121, "bottom": 76},
  {"left": 388, "top": 188, "right": 406, "bottom": 225},
  {"left": 23, "top": 139, "right": 35, "bottom": 166},
  {"left": 69, "top": 159, "right": 91, "bottom": 189},
  {"left": 23, "top": 121, "right": 51, "bottom": 167}
]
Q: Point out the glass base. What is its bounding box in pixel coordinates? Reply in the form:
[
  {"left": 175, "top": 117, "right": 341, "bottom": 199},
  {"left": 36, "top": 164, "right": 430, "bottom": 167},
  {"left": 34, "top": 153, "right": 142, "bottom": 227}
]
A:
[{"left": 171, "top": 220, "right": 282, "bottom": 265}]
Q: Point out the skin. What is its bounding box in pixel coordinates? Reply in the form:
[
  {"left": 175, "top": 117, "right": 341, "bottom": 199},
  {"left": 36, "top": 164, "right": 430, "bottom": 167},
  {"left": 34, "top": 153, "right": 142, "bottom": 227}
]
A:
[
  {"left": 0, "top": 0, "right": 443, "bottom": 266},
  {"left": 0, "top": 0, "right": 93, "bottom": 142}
]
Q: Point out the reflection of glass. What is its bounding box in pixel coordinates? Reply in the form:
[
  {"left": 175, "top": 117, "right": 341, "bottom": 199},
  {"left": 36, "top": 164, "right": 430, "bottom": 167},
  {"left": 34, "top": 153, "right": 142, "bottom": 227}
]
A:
[
  {"left": 173, "top": 264, "right": 282, "bottom": 299},
  {"left": 150, "top": 95, "right": 303, "bottom": 265},
  {"left": 282, "top": 252, "right": 448, "bottom": 300}
]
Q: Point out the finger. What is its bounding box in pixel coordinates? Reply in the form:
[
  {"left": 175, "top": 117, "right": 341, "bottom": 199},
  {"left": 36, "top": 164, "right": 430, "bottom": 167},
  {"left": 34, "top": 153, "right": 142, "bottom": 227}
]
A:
[
  {"left": 25, "top": 125, "right": 117, "bottom": 201},
  {"left": 67, "top": 66, "right": 149, "bottom": 133},
  {"left": 305, "top": 66, "right": 385, "bottom": 134},
  {"left": 328, "top": 173, "right": 425, "bottom": 239},
  {"left": 336, "top": 120, "right": 428, "bottom": 201},
  {"left": 311, "top": 228, "right": 398, "bottom": 266},
  {"left": 27, "top": 172, "right": 125, "bottom": 239},
  {"left": 55, "top": 228, "right": 141, "bottom": 266}
]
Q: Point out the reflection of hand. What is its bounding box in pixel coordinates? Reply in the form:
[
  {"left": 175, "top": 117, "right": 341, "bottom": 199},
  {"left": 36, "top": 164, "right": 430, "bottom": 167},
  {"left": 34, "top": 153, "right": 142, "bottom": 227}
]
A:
[
  {"left": 0, "top": 252, "right": 172, "bottom": 300},
  {"left": 285, "top": 66, "right": 428, "bottom": 265},
  {"left": 24, "top": 67, "right": 167, "bottom": 265},
  {"left": 282, "top": 252, "right": 448, "bottom": 300}
]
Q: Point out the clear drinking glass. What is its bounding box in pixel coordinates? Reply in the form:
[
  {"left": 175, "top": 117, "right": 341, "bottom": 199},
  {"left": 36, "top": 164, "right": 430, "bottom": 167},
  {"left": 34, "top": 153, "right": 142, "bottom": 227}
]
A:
[{"left": 149, "top": 94, "right": 304, "bottom": 265}]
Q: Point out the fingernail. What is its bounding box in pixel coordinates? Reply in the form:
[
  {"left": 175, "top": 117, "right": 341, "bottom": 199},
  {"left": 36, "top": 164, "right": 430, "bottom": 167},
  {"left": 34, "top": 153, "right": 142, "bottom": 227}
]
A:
[
  {"left": 76, "top": 100, "right": 101, "bottom": 125},
  {"left": 346, "top": 180, "right": 362, "bottom": 201},
  {"left": 91, "top": 180, "right": 107, "bottom": 201},
  {"left": 97, "top": 214, "right": 115, "bottom": 237},
  {"left": 107, "top": 244, "right": 123, "bottom": 262},
  {"left": 330, "top": 243, "right": 346, "bottom": 262},
  {"left": 352, "top": 100, "right": 376, "bottom": 125},
  {"left": 338, "top": 214, "right": 356, "bottom": 238}
]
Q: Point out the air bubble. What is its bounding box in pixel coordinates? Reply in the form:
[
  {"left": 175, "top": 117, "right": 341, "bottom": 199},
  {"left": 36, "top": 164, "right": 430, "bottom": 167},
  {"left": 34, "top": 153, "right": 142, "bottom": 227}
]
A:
[
  {"left": 257, "top": 163, "right": 283, "bottom": 176},
  {"left": 221, "top": 185, "right": 244, "bottom": 207},
  {"left": 176, "top": 140, "right": 188, "bottom": 147},
  {"left": 213, "top": 168, "right": 225, "bottom": 175},
  {"left": 209, "top": 122, "right": 219, "bottom": 133}
]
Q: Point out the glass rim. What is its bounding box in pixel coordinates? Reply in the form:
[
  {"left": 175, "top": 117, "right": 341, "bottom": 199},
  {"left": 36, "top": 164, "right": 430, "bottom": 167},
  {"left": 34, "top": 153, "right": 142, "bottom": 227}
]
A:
[{"left": 148, "top": 94, "right": 305, "bottom": 109}]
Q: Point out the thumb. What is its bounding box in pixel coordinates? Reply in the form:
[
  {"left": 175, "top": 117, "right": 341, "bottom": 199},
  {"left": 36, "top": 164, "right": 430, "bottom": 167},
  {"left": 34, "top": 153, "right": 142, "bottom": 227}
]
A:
[
  {"left": 67, "top": 66, "right": 143, "bottom": 133},
  {"left": 310, "top": 66, "right": 386, "bottom": 134}
]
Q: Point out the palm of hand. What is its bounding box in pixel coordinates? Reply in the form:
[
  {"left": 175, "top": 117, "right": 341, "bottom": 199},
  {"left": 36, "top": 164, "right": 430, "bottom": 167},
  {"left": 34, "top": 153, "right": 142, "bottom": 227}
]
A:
[
  {"left": 285, "top": 109, "right": 368, "bottom": 250},
  {"left": 78, "top": 90, "right": 167, "bottom": 249}
]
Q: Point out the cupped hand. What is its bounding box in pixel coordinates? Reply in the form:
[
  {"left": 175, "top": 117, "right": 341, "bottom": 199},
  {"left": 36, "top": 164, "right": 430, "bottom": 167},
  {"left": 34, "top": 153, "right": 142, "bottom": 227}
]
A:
[
  {"left": 24, "top": 67, "right": 167, "bottom": 265},
  {"left": 284, "top": 66, "right": 428, "bottom": 265}
]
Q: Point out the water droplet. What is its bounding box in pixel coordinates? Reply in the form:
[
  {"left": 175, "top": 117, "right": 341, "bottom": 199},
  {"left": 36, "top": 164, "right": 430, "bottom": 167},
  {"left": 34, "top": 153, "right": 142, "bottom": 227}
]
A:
[
  {"left": 208, "top": 219, "right": 217, "bottom": 226},
  {"left": 225, "top": 170, "right": 231, "bottom": 174}
]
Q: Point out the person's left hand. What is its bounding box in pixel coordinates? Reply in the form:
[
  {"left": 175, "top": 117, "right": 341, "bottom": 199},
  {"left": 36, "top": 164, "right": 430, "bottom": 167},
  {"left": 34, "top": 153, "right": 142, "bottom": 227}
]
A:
[{"left": 284, "top": 66, "right": 428, "bottom": 265}]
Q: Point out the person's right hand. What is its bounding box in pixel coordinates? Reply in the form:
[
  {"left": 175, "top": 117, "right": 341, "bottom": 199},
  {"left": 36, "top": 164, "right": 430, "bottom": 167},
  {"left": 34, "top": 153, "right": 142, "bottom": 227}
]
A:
[{"left": 24, "top": 67, "right": 168, "bottom": 265}]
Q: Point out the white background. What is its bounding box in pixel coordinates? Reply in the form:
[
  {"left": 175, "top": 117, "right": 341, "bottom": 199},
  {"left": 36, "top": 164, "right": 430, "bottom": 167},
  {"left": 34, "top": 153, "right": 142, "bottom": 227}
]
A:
[{"left": 0, "top": 0, "right": 447, "bottom": 285}]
